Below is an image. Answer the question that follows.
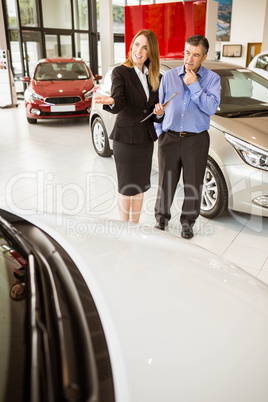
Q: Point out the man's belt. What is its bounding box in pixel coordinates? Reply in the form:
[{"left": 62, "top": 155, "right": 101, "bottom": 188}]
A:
[{"left": 168, "top": 130, "right": 207, "bottom": 137}]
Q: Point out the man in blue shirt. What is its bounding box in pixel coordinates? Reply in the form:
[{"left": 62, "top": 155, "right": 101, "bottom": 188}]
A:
[{"left": 154, "top": 35, "right": 221, "bottom": 239}]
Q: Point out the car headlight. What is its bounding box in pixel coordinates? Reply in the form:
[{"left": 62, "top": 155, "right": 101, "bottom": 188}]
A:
[
  {"left": 225, "top": 133, "right": 268, "bottom": 171},
  {"left": 84, "top": 88, "right": 94, "bottom": 99},
  {"left": 27, "top": 87, "right": 43, "bottom": 101}
]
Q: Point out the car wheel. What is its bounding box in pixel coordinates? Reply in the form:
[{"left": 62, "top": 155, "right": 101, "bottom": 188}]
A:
[
  {"left": 91, "top": 117, "right": 113, "bottom": 157},
  {"left": 200, "top": 156, "right": 228, "bottom": 219},
  {"left": 27, "top": 117, "right": 37, "bottom": 124}
]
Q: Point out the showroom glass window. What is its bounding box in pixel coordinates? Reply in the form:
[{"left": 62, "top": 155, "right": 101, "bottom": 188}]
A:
[
  {"left": 73, "top": 0, "right": 89, "bottom": 61},
  {"left": 112, "top": 0, "right": 125, "bottom": 34},
  {"left": 112, "top": 0, "right": 125, "bottom": 63},
  {"left": 18, "top": 0, "right": 39, "bottom": 27},
  {"left": 3, "top": 0, "right": 98, "bottom": 95},
  {"left": 22, "top": 30, "right": 43, "bottom": 76},
  {"left": 73, "top": 0, "right": 88, "bottom": 30},
  {"left": 75, "top": 33, "right": 90, "bottom": 62},
  {"left": 8, "top": 30, "right": 21, "bottom": 74},
  {"left": 41, "top": 0, "right": 72, "bottom": 29},
  {"left": 5, "top": 0, "right": 18, "bottom": 27}
]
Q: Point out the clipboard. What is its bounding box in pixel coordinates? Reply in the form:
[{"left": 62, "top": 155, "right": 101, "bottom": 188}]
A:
[{"left": 140, "top": 91, "right": 180, "bottom": 123}]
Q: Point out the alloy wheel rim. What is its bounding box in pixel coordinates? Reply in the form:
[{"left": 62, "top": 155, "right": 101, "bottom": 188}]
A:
[
  {"left": 201, "top": 167, "right": 218, "bottom": 211},
  {"left": 93, "top": 122, "right": 105, "bottom": 152}
]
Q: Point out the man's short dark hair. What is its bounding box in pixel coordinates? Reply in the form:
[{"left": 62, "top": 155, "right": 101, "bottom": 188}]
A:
[{"left": 185, "top": 35, "right": 209, "bottom": 56}]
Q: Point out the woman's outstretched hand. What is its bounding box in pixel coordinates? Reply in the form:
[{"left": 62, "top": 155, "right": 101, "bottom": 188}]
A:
[{"left": 94, "top": 95, "right": 115, "bottom": 105}]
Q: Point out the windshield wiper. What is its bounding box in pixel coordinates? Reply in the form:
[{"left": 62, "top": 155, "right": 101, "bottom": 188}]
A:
[
  {"left": 216, "top": 111, "right": 247, "bottom": 117},
  {"left": 224, "top": 109, "right": 268, "bottom": 118},
  {"left": 246, "top": 110, "right": 268, "bottom": 117}
]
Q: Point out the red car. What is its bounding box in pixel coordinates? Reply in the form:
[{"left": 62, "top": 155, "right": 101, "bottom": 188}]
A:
[{"left": 23, "top": 57, "right": 101, "bottom": 124}]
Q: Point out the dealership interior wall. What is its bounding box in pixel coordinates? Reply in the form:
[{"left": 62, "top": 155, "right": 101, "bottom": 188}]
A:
[
  {"left": 1, "top": 0, "right": 268, "bottom": 101},
  {"left": 98, "top": 0, "right": 268, "bottom": 78}
]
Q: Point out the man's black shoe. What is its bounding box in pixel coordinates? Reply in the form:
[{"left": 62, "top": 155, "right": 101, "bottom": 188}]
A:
[
  {"left": 155, "top": 222, "right": 166, "bottom": 231},
  {"left": 181, "top": 224, "right": 194, "bottom": 239}
]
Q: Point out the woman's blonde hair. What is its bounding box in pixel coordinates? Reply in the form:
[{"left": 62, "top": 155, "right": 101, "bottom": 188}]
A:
[{"left": 124, "top": 29, "right": 160, "bottom": 92}]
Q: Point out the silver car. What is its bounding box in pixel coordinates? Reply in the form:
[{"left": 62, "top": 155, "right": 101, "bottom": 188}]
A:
[{"left": 90, "top": 60, "right": 268, "bottom": 219}]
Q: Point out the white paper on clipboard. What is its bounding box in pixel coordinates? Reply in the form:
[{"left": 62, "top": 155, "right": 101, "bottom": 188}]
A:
[{"left": 140, "top": 91, "right": 180, "bottom": 123}]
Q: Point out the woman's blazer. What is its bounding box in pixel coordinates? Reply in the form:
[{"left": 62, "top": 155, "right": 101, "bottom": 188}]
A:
[{"left": 103, "top": 64, "right": 163, "bottom": 145}]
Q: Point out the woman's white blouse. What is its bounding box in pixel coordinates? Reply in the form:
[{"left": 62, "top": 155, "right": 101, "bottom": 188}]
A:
[{"left": 134, "top": 65, "right": 149, "bottom": 101}]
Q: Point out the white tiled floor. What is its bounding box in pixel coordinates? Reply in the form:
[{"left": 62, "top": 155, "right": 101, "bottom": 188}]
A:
[{"left": 1, "top": 102, "right": 268, "bottom": 284}]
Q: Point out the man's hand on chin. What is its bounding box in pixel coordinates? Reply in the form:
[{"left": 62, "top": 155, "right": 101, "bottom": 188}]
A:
[{"left": 184, "top": 69, "right": 198, "bottom": 86}]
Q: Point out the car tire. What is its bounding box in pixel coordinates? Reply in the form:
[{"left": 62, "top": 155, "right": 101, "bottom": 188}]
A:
[
  {"left": 200, "top": 156, "right": 228, "bottom": 219},
  {"left": 27, "top": 117, "right": 37, "bottom": 124},
  {"left": 91, "top": 117, "right": 113, "bottom": 157}
]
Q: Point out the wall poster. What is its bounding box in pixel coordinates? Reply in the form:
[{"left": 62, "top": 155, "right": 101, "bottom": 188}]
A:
[{"left": 215, "top": 0, "right": 233, "bottom": 42}]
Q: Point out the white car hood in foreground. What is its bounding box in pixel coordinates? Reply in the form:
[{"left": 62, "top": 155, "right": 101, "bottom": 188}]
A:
[{"left": 14, "top": 213, "right": 268, "bottom": 402}]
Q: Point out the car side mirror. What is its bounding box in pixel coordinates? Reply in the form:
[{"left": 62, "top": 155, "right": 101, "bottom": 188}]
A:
[
  {"left": 94, "top": 74, "right": 102, "bottom": 82},
  {"left": 22, "top": 76, "right": 30, "bottom": 83}
]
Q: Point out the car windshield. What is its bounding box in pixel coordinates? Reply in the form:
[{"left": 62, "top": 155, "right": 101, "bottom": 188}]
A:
[
  {"left": 34, "top": 62, "right": 90, "bottom": 81},
  {"left": 216, "top": 69, "right": 268, "bottom": 117}
]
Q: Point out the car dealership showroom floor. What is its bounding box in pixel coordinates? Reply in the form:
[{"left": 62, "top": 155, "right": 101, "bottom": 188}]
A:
[{"left": 1, "top": 101, "right": 268, "bottom": 285}]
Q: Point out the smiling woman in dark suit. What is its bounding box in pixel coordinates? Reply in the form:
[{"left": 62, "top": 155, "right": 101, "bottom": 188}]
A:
[{"left": 94, "top": 29, "right": 167, "bottom": 223}]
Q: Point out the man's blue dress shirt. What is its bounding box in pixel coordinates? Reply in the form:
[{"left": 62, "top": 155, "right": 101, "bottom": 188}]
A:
[{"left": 155, "top": 65, "right": 221, "bottom": 137}]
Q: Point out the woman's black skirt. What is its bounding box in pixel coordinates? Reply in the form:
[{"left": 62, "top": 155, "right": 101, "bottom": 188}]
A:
[{"left": 113, "top": 140, "right": 154, "bottom": 196}]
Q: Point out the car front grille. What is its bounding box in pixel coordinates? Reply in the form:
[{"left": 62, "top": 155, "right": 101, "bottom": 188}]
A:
[
  {"left": 45, "top": 96, "right": 81, "bottom": 104},
  {"left": 41, "top": 110, "right": 89, "bottom": 116}
]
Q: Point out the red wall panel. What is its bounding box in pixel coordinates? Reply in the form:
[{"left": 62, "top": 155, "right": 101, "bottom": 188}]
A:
[{"left": 125, "top": 1, "right": 207, "bottom": 59}]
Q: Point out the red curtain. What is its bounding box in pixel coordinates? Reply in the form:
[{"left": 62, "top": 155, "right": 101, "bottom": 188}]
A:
[{"left": 125, "top": 1, "right": 207, "bottom": 59}]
